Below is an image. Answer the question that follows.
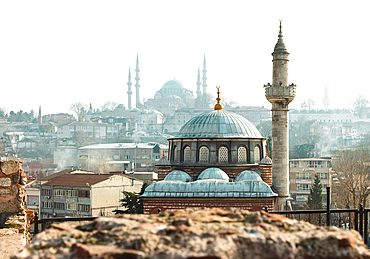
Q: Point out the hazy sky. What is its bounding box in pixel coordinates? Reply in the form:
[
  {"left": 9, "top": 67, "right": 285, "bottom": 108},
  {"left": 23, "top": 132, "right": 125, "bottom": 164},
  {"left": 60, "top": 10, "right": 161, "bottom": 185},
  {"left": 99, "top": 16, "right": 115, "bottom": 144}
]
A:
[{"left": 0, "top": 1, "right": 369, "bottom": 115}]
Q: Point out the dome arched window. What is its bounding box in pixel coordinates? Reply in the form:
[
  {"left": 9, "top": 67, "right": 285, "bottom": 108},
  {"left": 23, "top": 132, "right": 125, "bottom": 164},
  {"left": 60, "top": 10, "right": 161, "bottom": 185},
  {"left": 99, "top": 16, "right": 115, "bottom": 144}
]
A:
[
  {"left": 173, "top": 146, "right": 179, "bottom": 162},
  {"left": 254, "top": 145, "right": 260, "bottom": 163},
  {"left": 237, "top": 146, "right": 247, "bottom": 163},
  {"left": 218, "top": 146, "right": 228, "bottom": 163},
  {"left": 199, "top": 146, "right": 209, "bottom": 163},
  {"left": 184, "top": 146, "right": 191, "bottom": 163}
]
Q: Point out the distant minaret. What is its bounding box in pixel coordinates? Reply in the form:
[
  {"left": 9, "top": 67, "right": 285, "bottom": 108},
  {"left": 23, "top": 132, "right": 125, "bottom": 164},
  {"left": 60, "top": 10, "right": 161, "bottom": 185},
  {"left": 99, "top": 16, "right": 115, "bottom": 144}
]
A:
[
  {"left": 127, "top": 68, "right": 133, "bottom": 110},
  {"left": 135, "top": 54, "right": 141, "bottom": 108},
  {"left": 323, "top": 86, "right": 329, "bottom": 110},
  {"left": 264, "top": 21, "right": 296, "bottom": 211},
  {"left": 196, "top": 67, "right": 201, "bottom": 99},
  {"left": 38, "top": 105, "right": 42, "bottom": 125},
  {"left": 202, "top": 55, "right": 207, "bottom": 96}
]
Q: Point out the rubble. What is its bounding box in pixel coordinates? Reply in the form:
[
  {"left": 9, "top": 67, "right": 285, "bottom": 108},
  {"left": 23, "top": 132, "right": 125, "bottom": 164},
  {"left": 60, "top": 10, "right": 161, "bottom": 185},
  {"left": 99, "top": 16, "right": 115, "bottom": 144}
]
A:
[{"left": 13, "top": 207, "right": 370, "bottom": 259}]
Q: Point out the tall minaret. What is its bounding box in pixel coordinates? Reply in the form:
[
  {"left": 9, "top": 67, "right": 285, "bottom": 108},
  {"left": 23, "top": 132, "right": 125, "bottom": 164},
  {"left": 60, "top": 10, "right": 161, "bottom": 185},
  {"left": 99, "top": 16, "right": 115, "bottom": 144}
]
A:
[
  {"left": 264, "top": 21, "right": 296, "bottom": 211},
  {"left": 38, "top": 105, "right": 42, "bottom": 125},
  {"left": 323, "top": 86, "right": 329, "bottom": 110},
  {"left": 135, "top": 54, "right": 141, "bottom": 108},
  {"left": 196, "top": 67, "right": 201, "bottom": 99},
  {"left": 127, "top": 68, "right": 133, "bottom": 110},
  {"left": 202, "top": 54, "right": 207, "bottom": 96}
]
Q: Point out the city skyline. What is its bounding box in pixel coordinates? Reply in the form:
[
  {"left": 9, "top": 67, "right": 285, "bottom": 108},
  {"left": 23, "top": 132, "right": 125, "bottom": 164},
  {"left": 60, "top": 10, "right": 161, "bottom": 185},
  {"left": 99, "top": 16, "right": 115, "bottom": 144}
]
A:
[{"left": 0, "top": 1, "right": 369, "bottom": 115}]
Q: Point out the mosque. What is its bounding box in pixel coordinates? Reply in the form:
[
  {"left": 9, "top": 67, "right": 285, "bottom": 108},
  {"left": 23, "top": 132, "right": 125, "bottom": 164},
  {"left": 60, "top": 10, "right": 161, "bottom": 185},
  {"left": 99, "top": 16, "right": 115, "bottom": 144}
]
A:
[{"left": 141, "top": 22, "right": 296, "bottom": 213}]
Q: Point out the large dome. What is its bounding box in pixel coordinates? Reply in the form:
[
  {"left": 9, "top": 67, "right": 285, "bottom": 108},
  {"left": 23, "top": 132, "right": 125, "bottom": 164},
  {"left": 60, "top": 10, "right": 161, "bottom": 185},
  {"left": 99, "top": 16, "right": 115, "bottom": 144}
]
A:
[
  {"left": 173, "top": 110, "right": 263, "bottom": 139},
  {"left": 161, "top": 80, "right": 185, "bottom": 89}
]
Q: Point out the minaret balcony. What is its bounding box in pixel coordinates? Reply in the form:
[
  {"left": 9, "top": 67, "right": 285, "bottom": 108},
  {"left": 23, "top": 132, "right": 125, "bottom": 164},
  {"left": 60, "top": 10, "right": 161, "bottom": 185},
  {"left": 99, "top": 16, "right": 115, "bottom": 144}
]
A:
[{"left": 264, "top": 83, "right": 296, "bottom": 100}]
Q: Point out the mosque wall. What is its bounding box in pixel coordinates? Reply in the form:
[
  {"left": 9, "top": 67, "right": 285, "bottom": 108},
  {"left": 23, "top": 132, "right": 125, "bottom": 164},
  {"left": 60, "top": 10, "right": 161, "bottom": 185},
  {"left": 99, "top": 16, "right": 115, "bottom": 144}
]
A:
[{"left": 143, "top": 198, "right": 275, "bottom": 214}]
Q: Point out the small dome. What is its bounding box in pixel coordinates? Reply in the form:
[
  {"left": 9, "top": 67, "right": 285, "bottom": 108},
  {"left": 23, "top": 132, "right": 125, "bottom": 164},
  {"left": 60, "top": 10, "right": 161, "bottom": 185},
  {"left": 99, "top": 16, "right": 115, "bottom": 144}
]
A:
[
  {"left": 259, "top": 156, "right": 272, "bottom": 165},
  {"left": 131, "top": 108, "right": 140, "bottom": 112},
  {"left": 86, "top": 110, "right": 93, "bottom": 115},
  {"left": 173, "top": 110, "right": 263, "bottom": 139},
  {"left": 116, "top": 104, "right": 125, "bottom": 108},
  {"left": 236, "top": 170, "right": 262, "bottom": 182},
  {"left": 164, "top": 170, "right": 191, "bottom": 182},
  {"left": 198, "top": 168, "right": 229, "bottom": 181},
  {"left": 95, "top": 109, "right": 101, "bottom": 114},
  {"left": 157, "top": 156, "right": 170, "bottom": 165}
]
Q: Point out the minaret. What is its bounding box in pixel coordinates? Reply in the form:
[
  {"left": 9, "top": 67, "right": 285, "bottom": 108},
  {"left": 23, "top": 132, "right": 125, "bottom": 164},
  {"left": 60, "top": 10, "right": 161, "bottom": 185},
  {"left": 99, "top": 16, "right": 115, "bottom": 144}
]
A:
[
  {"left": 264, "top": 21, "right": 296, "bottom": 211},
  {"left": 196, "top": 67, "right": 201, "bottom": 99},
  {"left": 135, "top": 54, "right": 141, "bottom": 108},
  {"left": 323, "top": 86, "right": 329, "bottom": 110},
  {"left": 202, "top": 54, "right": 207, "bottom": 96},
  {"left": 38, "top": 105, "right": 42, "bottom": 125},
  {"left": 127, "top": 68, "right": 133, "bottom": 110}
]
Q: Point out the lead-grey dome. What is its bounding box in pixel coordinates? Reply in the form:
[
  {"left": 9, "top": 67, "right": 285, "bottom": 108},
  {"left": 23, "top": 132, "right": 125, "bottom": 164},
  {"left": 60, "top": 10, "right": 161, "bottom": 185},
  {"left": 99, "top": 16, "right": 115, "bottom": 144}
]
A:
[
  {"left": 173, "top": 110, "right": 263, "bottom": 139},
  {"left": 164, "top": 170, "right": 191, "bottom": 182}
]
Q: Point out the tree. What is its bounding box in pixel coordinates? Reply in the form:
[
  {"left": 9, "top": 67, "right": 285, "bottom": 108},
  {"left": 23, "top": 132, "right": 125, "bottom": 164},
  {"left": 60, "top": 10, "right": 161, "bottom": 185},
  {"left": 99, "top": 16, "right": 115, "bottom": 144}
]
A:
[
  {"left": 353, "top": 95, "right": 369, "bottom": 118},
  {"left": 301, "top": 99, "right": 315, "bottom": 111},
  {"left": 197, "top": 93, "right": 215, "bottom": 108},
  {"left": 257, "top": 120, "right": 272, "bottom": 138},
  {"left": 307, "top": 174, "right": 324, "bottom": 210},
  {"left": 333, "top": 148, "right": 370, "bottom": 209},
  {"left": 115, "top": 182, "right": 149, "bottom": 214},
  {"left": 101, "top": 101, "right": 117, "bottom": 111},
  {"left": 70, "top": 103, "right": 88, "bottom": 121},
  {"left": 73, "top": 130, "right": 91, "bottom": 148},
  {"left": 0, "top": 108, "right": 6, "bottom": 118}
]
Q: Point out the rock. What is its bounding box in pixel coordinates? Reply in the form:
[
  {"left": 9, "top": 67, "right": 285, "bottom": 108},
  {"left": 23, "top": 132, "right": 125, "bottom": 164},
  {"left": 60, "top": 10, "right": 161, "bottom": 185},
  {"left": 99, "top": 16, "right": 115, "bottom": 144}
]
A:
[{"left": 13, "top": 208, "right": 370, "bottom": 259}]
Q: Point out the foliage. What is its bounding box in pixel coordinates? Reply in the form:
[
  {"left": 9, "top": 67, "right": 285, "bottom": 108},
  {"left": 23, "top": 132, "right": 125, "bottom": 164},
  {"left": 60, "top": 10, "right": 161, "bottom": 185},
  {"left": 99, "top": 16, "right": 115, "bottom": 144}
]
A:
[
  {"left": 70, "top": 103, "right": 88, "bottom": 121},
  {"left": 0, "top": 108, "right": 6, "bottom": 118},
  {"left": 73, "top": 130, "right": 91, "bottom": 148},
  {"left": 115, "top": 182, "right": 149, "bottom": 214},
  {"left": 257, "top": 120, "right": 272, "bottom": 139},
  {"left": 8, "top": 110, "right": 35, "bottom": 123},
  {"left": 197, "top": 93, "right": 215, "bottom": 108},
  {"left": 307, "top": 174, "right": 324, "bottom": 210},
  {"left": 333, "top": 148, "right": 370, "bottom": 209}
]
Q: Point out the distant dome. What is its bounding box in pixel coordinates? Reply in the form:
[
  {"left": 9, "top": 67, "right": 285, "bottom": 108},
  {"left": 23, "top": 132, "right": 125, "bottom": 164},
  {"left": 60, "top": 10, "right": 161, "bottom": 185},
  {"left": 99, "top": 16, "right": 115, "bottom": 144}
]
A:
[
  {"left": 86, "top": 110, "right": 93, "bottom": 115},
  {"left": 162, "top": 80, "right": 185, "bottom": 89},
  {"left": 236, "top": 170, "right": 262, "bottom": 182},
  {"left": 131, "top": 108, "right": 140, "bottom": 112},
  {"left": 116, "top": 104, "right": 125, "bottom": 109},
  {"left": 198, "top": 168, "right": 229, "bottom": 181},
  {"left": 95, "top": 109, "right": 101, "bottom": 114},
  {"left": 164, "top": 170, "right": 191, "bottom": 182},
  {"left": 173, "top": 110, "right": 263, "bottom": 139},
  {"left": 166, "top": 95, "right": 181, "bottom": 99}
]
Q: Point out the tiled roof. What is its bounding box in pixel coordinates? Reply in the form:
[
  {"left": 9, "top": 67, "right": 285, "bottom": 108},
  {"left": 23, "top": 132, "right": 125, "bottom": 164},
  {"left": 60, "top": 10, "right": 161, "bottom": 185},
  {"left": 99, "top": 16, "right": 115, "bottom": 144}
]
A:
[
  {"left": 43, "top": 174, "right": 112, "bottom": 187},
  {"left": 39, "top": 169, "right": 73, "bottom": 182}
]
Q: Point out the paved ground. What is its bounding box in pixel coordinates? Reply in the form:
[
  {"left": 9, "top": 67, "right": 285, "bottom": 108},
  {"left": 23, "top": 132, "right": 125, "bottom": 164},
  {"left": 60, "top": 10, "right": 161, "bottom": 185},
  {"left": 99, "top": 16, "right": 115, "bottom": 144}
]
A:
[{"left": 0, "top": 230, "right": 26, "bottom": 259}]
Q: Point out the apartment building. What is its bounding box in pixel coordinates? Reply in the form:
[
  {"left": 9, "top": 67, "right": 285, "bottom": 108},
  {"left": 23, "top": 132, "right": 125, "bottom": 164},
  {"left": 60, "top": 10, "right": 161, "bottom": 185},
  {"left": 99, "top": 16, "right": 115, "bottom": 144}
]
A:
[
  {"left": 289, "top": 158, "right": 332, "bottom": 209},
  {"left": 40, "top": 173, "right": 143, "bottom": 218}
]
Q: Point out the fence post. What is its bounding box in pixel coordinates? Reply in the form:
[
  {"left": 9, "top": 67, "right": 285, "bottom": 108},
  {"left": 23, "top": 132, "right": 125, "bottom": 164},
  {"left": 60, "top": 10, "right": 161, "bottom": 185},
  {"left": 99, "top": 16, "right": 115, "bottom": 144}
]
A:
[
  {"left": 264, "top": 206, "right": 268, "bottom": 213},
  {"left": 326, "top": 186, "right": 330, "bottom": 226},
  {"left": 34, "top": 212, "right": 39, "bottom": 235},
  {"left": 364, "top": 210, "right": 368, "bottom": 246},
  {"left": 355, "top": 210, "right": 359, "bottom": 231},
  {"left": 359, "top": 204, "right": 364, "bottom": 237}
]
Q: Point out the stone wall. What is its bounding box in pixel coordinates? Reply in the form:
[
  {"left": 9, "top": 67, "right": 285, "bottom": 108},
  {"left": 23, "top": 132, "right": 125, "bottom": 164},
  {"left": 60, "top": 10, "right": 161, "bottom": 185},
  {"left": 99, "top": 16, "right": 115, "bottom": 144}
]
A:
[
  {"left": 0, "top": 161, "right": 29, "bottom": 230},
  {"left": 143, "top": 197, "right": 274, "bottom": 214}
]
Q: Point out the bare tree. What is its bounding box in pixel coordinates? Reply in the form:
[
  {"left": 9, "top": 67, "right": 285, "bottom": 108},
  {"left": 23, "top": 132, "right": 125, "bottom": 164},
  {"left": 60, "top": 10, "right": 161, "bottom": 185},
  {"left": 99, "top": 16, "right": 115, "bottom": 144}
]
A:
[
  {"left": 353, "top": 95, "right": 369, "bottom": 118},
  {"left": 301, "top": 99, "right": 315, "bottom": 111},
  {"left": 333, "top": 148, "right": 370, "bottom": 209},
  {"left": 101, "top": 101, "right": 118, "bottom": 111},
  {"left": 70, "top": 103, "right": 88, "bottom": 121}
]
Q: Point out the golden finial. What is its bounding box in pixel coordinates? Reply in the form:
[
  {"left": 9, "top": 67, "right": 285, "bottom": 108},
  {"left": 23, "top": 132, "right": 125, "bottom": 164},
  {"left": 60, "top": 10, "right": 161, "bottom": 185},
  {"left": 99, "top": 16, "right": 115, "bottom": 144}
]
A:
[
  {"left": 214, "top": 86, "right": 223, "bottom": 110},
  {"left": 162, "top": 150, "right": 165, "bottom": 159}
]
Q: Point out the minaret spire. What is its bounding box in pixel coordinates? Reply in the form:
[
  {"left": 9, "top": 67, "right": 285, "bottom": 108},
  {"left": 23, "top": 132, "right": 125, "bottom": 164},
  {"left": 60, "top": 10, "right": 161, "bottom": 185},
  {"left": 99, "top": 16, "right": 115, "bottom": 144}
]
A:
[
  {"left": 135, "top": 53, "right": 141, "bottom": 108},
  {"left": 196, "top": 67, "right": 201, "bottom": 99},
  {"left": 202, "top": 54, "right": 207, "bottom": 96},
  {"left": 127, "top": 67, "right": 133, "bottom": 110}
]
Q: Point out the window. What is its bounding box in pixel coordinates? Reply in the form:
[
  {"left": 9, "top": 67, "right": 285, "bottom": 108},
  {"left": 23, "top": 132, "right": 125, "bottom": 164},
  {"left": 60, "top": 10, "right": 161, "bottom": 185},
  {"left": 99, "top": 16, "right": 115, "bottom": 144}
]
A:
[
  {"left": 237, "top": 146, "right": 247, "bottom": 163},
  {"left": 66, "top": 190, "right": 77, "bottom": 197},
  {"left": 66, "top": 203, "right": 77, "bottom": 210},
  {"left": 78, "top": 190, "right": 90, "bottom": 198},
  {"left": 254, "top": 146, "right": 260, "bottom": 163},
  {"left": 27, "top": 195, "right": 39, "bottom": 206},
  {"left": 42, "top": 189, "right": 52, "bottom": 196},
  {"left": 218, "top": 146, "right": 228, "bottom": 163},
  {"left": 54, "top": 189, "right": 65, "bottom": 196},
  {"left": 54, "top": 202, "right": 65, "bottom": 210},
  {"left": 319, "top": 172, "right": 328, "bottom": 179},
  {"left": 199, "top": 146, "right": 209, "bottom": 163},
  {"left": 173, "top": 146, "right": 179, "bottom": 162},
  {"left": 296, "top": 172, "right": 312, "bottom": 179},
  {"left": 78, "top": 204, "right": 90, "bottom": 212},
  {"left": 296, "top": 184, "right": 311, "bottom": 191},
  {"left": 142, "top": 151, "right": 146, "bottom": 153},
  {"left": 42, "top": 201, "right": 52, "bottom": 208},
  {"left": 184, "top": 146, "right": 191, "bottom": 163}
]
